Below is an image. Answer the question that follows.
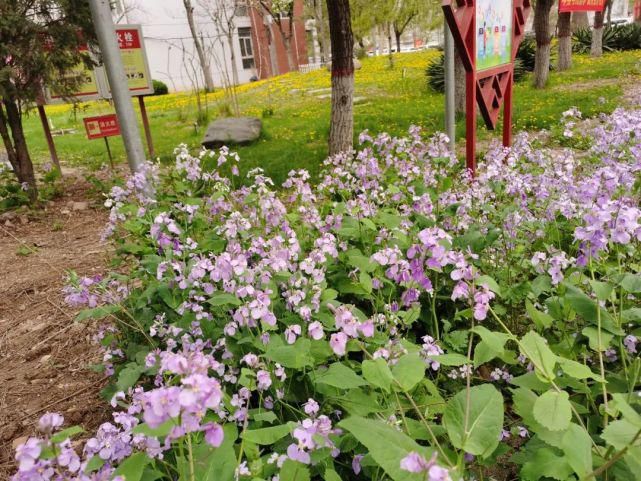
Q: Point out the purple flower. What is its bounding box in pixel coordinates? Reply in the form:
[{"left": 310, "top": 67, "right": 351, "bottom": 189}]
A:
[
  {"left": 286, "top": 443, "right": 311, "bottom": 464},
  {"left": 624, "top": 335, "right": 638, "bottom": 354},
  {"left": 329, "top": 332, "right": 348, "bottom": 356},
  {"left": 257, "top": 370, "right": 272, "bottom": 391},
  {"left": 37, "top": 412, "right": 64, "bottom": 434},
  {"left": 204, "top": 422, "right": 224, "bottom": 447},
  {"left": 353, "top": 454, "right": 364, "bottom": 474},
  {"left": 308, "top": 321, "right": 324, "bottom": 340},
  {"left": 303, "top": 398, "right": 319, "bottom": 416},
  {"left": 15, "top": 438, "right": 41, "bottom": 472},
  {"left": 400, "top": 452, "right": 431, "bottom": 473}
]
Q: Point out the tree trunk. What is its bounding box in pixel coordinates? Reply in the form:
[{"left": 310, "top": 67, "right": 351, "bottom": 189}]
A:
[
  {"left": 227, "top": 32, "right": 240, "bottom": 87},
  {"left": 571, "top": 11, "right": 589, "bottom": 32},
  {"left": 557, "top": 11, "right": 572, "bottom": 71},
  {"left": 386, "top": 23, "right": 394, "bottom": 67},
  {"left": 1, "top": 98, "right": 37, "bottom": 202},
  {"left": 183, "top": 0, "right": 215, "bottom": 92},
  {"left": 591, "top": 8, "right": 605, "bottom": 57},
  {"left": 533, "top": 0, "right": 554, "bottom": 89},
  {"left": 281, "top": 33, "right": 296, "bottom": 72},
  {"left": 326, "top": 0, "right": 354, "bottom": 156},
  {"left": 395, "top": 26, "right": 401, "bottom": 54}
]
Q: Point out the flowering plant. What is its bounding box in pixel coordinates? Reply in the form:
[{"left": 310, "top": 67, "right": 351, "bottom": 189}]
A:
[{"left": 14, "top": 106, "right": 641, "bottom": 481}]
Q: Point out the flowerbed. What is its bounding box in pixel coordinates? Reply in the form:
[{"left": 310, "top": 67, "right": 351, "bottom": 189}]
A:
[{"left": 12, "top": 105, "right": 641, "bottom": 481}]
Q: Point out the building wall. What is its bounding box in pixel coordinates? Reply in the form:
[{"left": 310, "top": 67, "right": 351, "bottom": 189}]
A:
[
  {"left": 123, "top": 0, "right": 306, "bottom": 92},
  {"left": 248, "top": 0, "right": 308, "bottom": 79}
]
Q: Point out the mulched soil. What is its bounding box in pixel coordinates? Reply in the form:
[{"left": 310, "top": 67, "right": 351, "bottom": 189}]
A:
[{"left": 0, "top": 173, "right": 113, "bottom": 478}]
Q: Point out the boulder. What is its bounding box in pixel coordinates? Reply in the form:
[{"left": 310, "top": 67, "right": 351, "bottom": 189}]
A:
[{"left": 202, "top": 117, "right": 262, "bottom": 149}]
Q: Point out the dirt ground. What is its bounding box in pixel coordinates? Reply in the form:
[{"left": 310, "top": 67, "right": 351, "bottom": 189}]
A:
[{"left": 0, "top": 172, "right": 113, "bottom": 478}]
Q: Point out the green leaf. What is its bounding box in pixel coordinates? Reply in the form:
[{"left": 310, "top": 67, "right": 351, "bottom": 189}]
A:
[
  {"left": 207, "top": 292, "right": 242, "bottom": 306},
  {"left": 525, "top": 300, "right": 554, "bottom": 330},
  {"left": 564, "top": 283, "right": 622, "bottom": 334},
  {"left": 157, "top": 285, "right": 180, "bottom": 310},
  {"left": 116, "top": 363, "right": 145, "bottom": 392},
  {"left": 582, "top": 327, "right": 613, "bottom": 351},
  {"left": 359, "top": 272, "right": 373, "bottom": 294},
  {"left": 324, "top": 469, "right": 342, "bottom": 481},
  {"left": 533, "top": 390, "right": 572, "bottom": 431},
  {"left": 339, "top": 416, "right": 432, "bottom": 481},
  {"left": 431, "top": 353, "right": 469, "bottom": 366},
  {"left": 521, "top": 447, "right": 573, "bottom": 481},
  {"left": 620, "top": 274, "right": 641, "bottom": 293},
  {"left": 75, "top": 304, "right": 120, "bottom": 322},
  {"left": 339, "top": 388, "right": 382, "bottom": 416},
  {"left": 113, "top": 452, "right": 152, "bottom": 481},
  {"left": 50, "top": 426, "right": 83, "bottom": 444},
  {"left": 562, "top": 423, "right": 593, "bottom": 478},
  {"left": 476, "top": 275, "right": 502, "bottom": 297},
  {"left": 265, "top": 338, "right": 313, "bottom": 369},
  {"left": 193, "top": 424, "right": 238, "bottom": 481},
  {"left": 132, "top": 419, "right": 175, "bottom": 438},
  {"left": 558, "top": 357, "right": 600, "bottom": 381},
  {"left": 442, "top": 384, "right": 504, "bottom": 457},
  {"left": 362, "top": 358, "right": 394, "bottom": 392},
  {"left": 314, "top": 363, "right": 368, "bottom": 390},
  {"left": 472, "top": 326, "right": 510, "bottom": 366},
  {"left": 279, "top": 460, "right": 311, "bottom": 481},
  {"left": 611, "top": 394, "right": 641, "bottom": 427},
  {"left": 241, "top": 423, "right": 293, "bottom": 445},
  {"left": 519, "top": 331, "right": 557, "bottom": 381},
  {"left": 84, "top": 455, "right": 105, "bottom": 474},
  {"left": 392, "top": 353, "right": 426, "bottom": 391},
  {"left": 590, "top": 279, "right": 614, "bottom": 302},
  {"left": 602, "top": 419, "right": 641, "bottom": 450}
]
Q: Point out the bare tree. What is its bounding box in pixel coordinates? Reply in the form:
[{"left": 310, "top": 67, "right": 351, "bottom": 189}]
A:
[
  {"left": 198, "top": 0, "right": 241, "bottom": 87},
  {"left": 182, "top": 0, "right": 216, "bottom": 91},
  {"left": 533, "top": 0, "right": 554, "bottom": 89},
  {"left": 312, "top": 0, "right": 329, "bottom": 62},
  {"left": 557, "top": 11, "right": 572, "bottom": 71},
  {"left": 326, "top": 0, "right": 354, "bottom": 155},
  {"left": 109, "top": 0, "right": 145, "bottom": 23}
]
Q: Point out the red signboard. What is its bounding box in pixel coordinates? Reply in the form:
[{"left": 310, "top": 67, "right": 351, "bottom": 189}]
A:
[
  {"left": 559, "top": 0, "right": 606, "bottom": 12},
  {"left": 83, "top": 114, "right": 121, "bottom": 140}
]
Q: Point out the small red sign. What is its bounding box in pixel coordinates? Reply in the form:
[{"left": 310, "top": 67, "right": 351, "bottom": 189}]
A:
[
  {"left": 559, "top": 0, "right": 606, "bottom": 12},
  {"left": 83, "top": 114, "right": 121, "bottom": 140},
  {"left": 116, "top": 29, "right": 142, "bottom": 49}
]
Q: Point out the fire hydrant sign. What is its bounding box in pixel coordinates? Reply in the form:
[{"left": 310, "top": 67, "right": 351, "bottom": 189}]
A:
[
  {"left": 559, "top": 0, "right": 607, "bottom": 12},
  {"left": 45, "top": 24, "right": 153, "bottom": 103},
  {"left": 83, "top": 114, "right": 121, "bottom": 140},
  {"left": 110, "top": 26, "right": 154, "bottom": 96},
  {"left": 476, "top": 0, "right": 513, "bottom": 72}
]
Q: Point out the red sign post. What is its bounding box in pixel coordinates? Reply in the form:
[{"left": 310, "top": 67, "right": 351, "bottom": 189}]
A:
[
  {"left": 559, "top": 0, "right": 606, "bottom": 12},
  {"left": 442, "top": 0, "right": 531, "bottom": 174},
  {"left": 83, "top": 114, "right": 121, "bottom": 168}
]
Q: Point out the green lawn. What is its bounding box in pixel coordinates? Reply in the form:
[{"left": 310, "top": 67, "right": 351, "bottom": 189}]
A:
[{"left": 23, "top": 49, "right": 641, "bottom": 185}]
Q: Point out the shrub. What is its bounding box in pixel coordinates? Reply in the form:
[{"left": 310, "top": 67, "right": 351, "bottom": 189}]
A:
[
  {"left": 11, "top": 106, "right": 641, "bottom": 481},
  {"left": 426, "top": 55, "right": 525, "bottom": 93},
  {"left": 152, "top": 79, "right": 169, "bottom": 96},
  {"left": 573, "top": 23, "right": 641, "bottom": 54}
]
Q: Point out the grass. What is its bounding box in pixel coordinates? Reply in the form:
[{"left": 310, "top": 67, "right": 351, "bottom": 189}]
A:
[{"left": 22, "top": 49, "right": 641, "bottom": 185}]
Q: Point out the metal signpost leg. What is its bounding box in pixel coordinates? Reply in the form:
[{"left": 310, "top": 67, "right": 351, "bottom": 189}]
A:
[
  {"left": 37, "top": 105, "right": 62, "bottom": 175},
  {"left": 88, "top": 0, "right": 145, "bottom": 173},
  {"left": 444, "top": 22, "right": 456, "bottom": 153},
  {"left": 104, "top": 137, "right": 114, "bottom": 170},
  {"left": 465, "top": 70, "right": 476, "bottom": 174},
  {"left": 138, "top": 96, "right": 155, "bottom": 160}
]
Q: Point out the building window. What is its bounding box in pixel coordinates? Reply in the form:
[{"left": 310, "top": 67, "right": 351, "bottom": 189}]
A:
[{"left": 238, "top": 27, "right": 255, "bottom": 69}]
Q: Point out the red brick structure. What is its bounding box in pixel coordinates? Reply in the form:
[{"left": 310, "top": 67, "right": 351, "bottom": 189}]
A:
[{"left": 248, "top": 0, "right": 308, "bottom": 79}]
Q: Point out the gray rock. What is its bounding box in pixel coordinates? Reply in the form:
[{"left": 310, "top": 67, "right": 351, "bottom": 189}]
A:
[
  {"left": 326, "top": 58, "right": 362, "bottom": 72},
  {"left": 71, "top": 201, "right": 89, "bottom": 211},
  {"left": 202, "top": 117, "right": 262, "bottom": 149}
]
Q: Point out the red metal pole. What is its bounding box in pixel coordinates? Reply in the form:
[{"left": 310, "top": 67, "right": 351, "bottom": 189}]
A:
[
  {"left": 37, "top": 104, "right": 62, "bottom": 175},
  {"left": 137, "top": 95, "right": 155, "bottom": 159},
  {"left": 502, "top": 71, "right": 513, "bottom": 147},
  {"left": 466, "top": 0, "right": 477, "bottom": 175}
]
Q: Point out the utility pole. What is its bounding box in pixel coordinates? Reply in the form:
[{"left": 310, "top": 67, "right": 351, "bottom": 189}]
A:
[
  {"left": 444, "top": 21, "right": 456, "bottom": 152},
  {"left": 88, "top": 0, "right": 146, "bottom": 172}
]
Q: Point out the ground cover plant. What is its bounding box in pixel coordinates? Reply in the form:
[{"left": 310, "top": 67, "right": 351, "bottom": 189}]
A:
[
  {"left": 11, "top": 99, "right": 641, "bottom": 481},
  {"left": 18, "top": 49, "right": 641, "bottom": 185}
]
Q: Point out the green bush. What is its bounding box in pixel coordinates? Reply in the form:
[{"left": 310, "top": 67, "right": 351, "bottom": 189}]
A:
[
  {"left": 573, "top": 23, "right": 641, "bottom": 54},
  {"left": 152, "top": 79, "right": 169, "bottom": 96}
]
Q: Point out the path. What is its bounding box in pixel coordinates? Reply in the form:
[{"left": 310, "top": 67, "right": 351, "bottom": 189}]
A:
[{"left": 0, "top": 175, "right": 111, "bottom": 478}]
